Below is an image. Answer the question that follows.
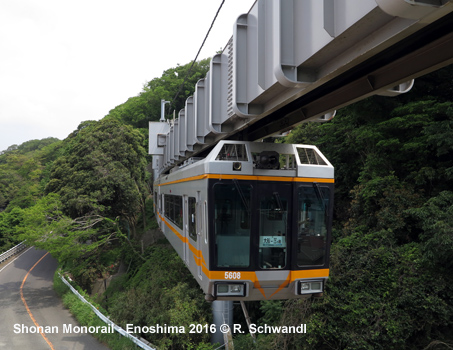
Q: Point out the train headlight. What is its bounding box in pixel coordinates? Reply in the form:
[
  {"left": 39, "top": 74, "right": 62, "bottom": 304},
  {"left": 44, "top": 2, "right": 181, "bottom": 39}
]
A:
[
  {"left": 217, "top": 284, "right": 229, "bottom": 294},
  {"left": 298, "top": 280, "right": 323, "bottom": 295},
  {"left": 214, "top": 282, "right": 246, "bottom": 297},
  {"left": 230, "top": 285, "right": 242, "bottom": 293},
  {"left": 311, "top": 281, "right": 322, "bottom": 290},
  {"left": 301, "top": 283, "right": 310, "bottom": 291}
]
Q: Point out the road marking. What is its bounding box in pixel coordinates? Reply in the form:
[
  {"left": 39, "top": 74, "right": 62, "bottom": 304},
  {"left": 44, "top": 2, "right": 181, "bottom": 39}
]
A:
[{"left": 20, "top": 251, "right": 56, "bottom": 350}]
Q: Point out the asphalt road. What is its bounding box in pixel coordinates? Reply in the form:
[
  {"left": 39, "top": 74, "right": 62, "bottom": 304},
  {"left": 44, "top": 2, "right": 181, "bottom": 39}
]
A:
[{"left": 0, "top": 247, "right": 110, "bottom": 350}]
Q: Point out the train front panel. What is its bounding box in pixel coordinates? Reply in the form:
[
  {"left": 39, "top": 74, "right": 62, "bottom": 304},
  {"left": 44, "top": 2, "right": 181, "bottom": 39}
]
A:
[{"left": 154, "top": 141, "right": 334, "bottom": 301}]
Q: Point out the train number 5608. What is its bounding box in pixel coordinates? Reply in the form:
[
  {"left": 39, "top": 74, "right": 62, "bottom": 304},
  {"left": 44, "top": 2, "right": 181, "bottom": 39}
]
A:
[{"left": 225, "top": 272, "right": 241, "bottom": 279}]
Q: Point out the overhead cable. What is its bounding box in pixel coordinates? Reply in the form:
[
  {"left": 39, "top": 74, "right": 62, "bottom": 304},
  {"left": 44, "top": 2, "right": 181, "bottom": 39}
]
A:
[{"left": 169, "top": 0, "right": 226, "bottom": 113}]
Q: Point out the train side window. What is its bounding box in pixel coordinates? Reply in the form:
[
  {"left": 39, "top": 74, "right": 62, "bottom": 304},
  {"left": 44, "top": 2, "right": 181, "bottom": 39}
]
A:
[
  {"left": 204, "top": 201, "right": 208, "bottom": 244},
  {"left": 157, "top": 192, "right": 161, "bottom": 212},
  {"left": 196, "top": 192, "right": 202, "bottom": 236},
  {"left": 297, "top": 186, "right": 330, "bottom": 266},
  {"left": 213, "top": 183, "right": 251, "bottom": 268},
  {"left": 175, "top": 196, "right": 182, "bottom": 228},
  {"left": 164, "top": 194, "right": 183, "bottom": 230},
  {"left": 188, "top": 197, "right": 196, "bottom": 241},
  {"left": 164, "top": 195, "right": 169, "bottom": 219}
]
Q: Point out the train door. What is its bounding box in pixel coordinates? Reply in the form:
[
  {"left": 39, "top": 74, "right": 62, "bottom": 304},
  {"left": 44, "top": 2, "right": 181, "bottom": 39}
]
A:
[
  {"left": 156, "top": 186, "right": 161, "bottom": 226},
  {"left": 183, "top": 195, "right": 189, "bottom": 265},
  {"left": 196, "top": 192, "right": 202, "bottom": 280},
  {"left": 160, "top": 193, "right": 165, "bottom": 232},
  {"left": 257, "top": 183, "right": 292, "bottom": 270}
]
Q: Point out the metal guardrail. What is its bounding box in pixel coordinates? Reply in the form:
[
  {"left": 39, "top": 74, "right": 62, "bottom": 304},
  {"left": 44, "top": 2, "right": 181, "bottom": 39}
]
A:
[
  {"left": 0, "top": 242, "right": 27, "bottom": 263},
  {"left": 58, "top": 273, "right": 156, "bottom": 350}
]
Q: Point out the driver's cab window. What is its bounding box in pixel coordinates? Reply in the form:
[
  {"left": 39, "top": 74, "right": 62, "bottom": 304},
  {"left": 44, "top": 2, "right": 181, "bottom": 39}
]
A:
[
  {"left": 258, "top": 184, "right": 290, "bottom": 269},
  {"left": 297, "top": 185, "right": 330, "bottom": 266},
  {"left": 213, "top": 183, "right": 252, "bottom": 268}
]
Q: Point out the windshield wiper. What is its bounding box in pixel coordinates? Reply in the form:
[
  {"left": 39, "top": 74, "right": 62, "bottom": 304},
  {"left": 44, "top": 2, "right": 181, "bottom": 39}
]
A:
[
  {"left": 313, "top": 183, "right": 329, "bottom": 216},
  {"left": 273, "top": 192, "right": 283, "bottom": 211},
  {"left": 233, "top": 179, "right": 250, "bottom": 214},
  {"left": 273, "top": 191, "right": 287, "bottom": 233}
]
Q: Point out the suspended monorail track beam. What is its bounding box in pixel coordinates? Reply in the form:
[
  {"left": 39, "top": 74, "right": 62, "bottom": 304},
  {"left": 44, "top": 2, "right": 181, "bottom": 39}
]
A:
[{"left": 238, "top": 10, "right": 453, "bottom": 141}]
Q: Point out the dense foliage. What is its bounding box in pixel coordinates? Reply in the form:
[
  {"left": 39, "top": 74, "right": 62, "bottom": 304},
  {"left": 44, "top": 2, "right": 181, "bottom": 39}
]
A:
[
  {"left": 259, "top": 68, "right": 453, "bottom": 350},
  {"left": 0, "top": 137, "right": 61, "bottom": 249},
  {"left": 45, "top": 119, "right": 148, "bottom": 224},
  {"left": 105, "top": 58, "right": 211, "bottom": 145},
  {"left": 0, "top": 137, "right": 60, "bottom": 210},
  {"left": 104, "top": 244, "right": 213, "bottom": 349}
]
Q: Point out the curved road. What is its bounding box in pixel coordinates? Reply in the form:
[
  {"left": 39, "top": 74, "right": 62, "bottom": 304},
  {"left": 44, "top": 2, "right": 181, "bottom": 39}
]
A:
[{"left": 0, "top": 247, "right": 109, "bottom": 349}]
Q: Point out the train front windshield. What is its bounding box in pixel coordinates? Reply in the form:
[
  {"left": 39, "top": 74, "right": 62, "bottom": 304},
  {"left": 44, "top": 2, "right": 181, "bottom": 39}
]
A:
[
  {"left": 257, "top": 183, "right": 291, "bottom": 270},
  {"left": 211, "top": 181, "right": 332, "bottom": 271},
  {"left": 296, "top": 185, "right": 330, "bottom": 266},
  {"left": 213, "top": 183, "right": 252, "bottom": 268}
]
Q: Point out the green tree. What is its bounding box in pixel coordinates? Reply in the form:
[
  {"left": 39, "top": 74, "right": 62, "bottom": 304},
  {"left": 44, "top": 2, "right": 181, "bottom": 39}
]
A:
[
  {"left": 106, "top": 244, "right": 212, "bottom": 349},
  {"left": 45, "top": 119, "right": 148, "bottom": 236},
  {"left": 0, "top": 138, "right": 61, "bottom": 211},
  {"left": 105, "top": 58, "right": 211, "bottom": 135},
  {"left": 0, "top": 207, "right": 24, "bottom": 249},
  {"left": 18, "top": 193, "right": 127, "bottom": 291}
]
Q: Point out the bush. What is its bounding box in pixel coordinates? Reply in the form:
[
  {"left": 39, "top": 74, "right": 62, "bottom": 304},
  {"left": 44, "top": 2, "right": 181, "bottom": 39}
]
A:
[{"left": 53, "top": 271, "right": 140, "bottom": 350}]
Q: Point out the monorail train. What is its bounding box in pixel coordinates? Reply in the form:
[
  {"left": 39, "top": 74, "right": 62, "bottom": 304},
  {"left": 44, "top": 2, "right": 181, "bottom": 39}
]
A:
[{"left": 153, "top": 140, "right": 334, "bottom": 301}]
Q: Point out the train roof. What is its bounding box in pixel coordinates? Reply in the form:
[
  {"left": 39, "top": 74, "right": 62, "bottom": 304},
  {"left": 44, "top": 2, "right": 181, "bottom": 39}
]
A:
[{"left": 154, "top": 140, "right": 333, "bottom": 185}]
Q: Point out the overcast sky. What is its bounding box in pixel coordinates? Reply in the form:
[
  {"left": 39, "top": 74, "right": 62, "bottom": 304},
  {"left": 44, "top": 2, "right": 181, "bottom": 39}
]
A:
[{"left": 0, "top": 0, "right": 256, "bottom": 152}]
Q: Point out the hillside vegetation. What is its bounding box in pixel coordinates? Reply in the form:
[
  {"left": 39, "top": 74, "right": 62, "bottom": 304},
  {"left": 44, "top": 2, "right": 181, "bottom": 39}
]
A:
[{"left": 1, "top": 60, "right": 452, "bottom": 350}]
